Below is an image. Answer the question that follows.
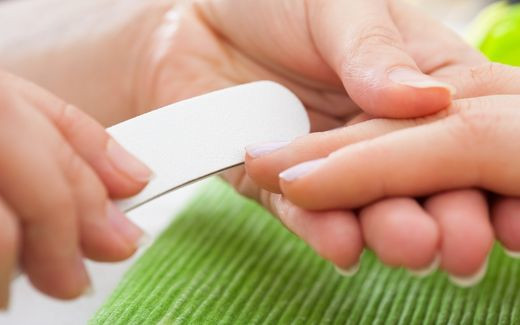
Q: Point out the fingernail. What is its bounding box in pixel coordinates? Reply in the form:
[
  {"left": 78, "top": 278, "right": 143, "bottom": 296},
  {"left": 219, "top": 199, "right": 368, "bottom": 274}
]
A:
[
  {"left": 106, "top": 202, "right": 146, "bottom": 248},
  {"left": 335, "top": 263, "right": 360, "bottom": 277},
  {"left": 245, "top": 141, "right": 290, "bottom": 158},
  {"left": 107, "top": 139, "right": 152, "bottom": 183},
  {"left": 76, "top": 255, "right": 91, "bottom": 295},
  {"left": 408, "top": 254, "right": 440, "bottom": 278},
  {"left": 82, "top": 285, "right": 95, "bottom": 297},
  {"left": 449, "top": 257, "right": 488, "bottom": 288},
  {"left": 279, "top": 158, "right": 327, "bottom": 182},
  {"left": 388, "top": 68, "right": 457, "bottom": 96},
  {"left": 504, "top": 248, "right": 520, "bottom": 259}
]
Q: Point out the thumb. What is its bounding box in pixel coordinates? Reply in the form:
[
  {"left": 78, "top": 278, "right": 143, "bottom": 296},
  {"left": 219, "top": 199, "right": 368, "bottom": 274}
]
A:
[{"left": 307, "top": 0, "right": 456, "bottom": 118}]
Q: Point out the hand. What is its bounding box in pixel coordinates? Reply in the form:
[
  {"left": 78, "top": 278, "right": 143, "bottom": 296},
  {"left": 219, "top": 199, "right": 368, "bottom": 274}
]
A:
[
  {"left": 0, "top": 0, "right": 498, "bottom": 282},
  {"left": 124, "top": 0, "right": 511, "bottom": 282},
  {"left": 0, "top": 71, "right": 151, "bottom": 307},
  {"left": 131, "top": 0, "right": 506, "bottom": 281},
  {"left": 245, "top": 64, "right": 520, "bottom": 284}
]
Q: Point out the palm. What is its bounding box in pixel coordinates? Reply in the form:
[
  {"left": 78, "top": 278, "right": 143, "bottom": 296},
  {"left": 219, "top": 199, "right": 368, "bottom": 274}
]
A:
[{"left": 141, "top": 5, "right": 357, "bottom": 133}]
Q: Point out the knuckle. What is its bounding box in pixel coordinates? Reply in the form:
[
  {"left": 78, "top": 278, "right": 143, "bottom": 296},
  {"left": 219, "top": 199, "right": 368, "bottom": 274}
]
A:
[
  {"left": 449, "top": 99, "right": 499, "bottom": 147},
  {"left": 342, "top": 24, "right": 401, "bottom": 74},
  {"left": 54, "top": 103, "right": 83, "bottom": 134},
  {"left": 56, "top": 144, "right": 86, "bottom": 184},
  {"left": 355, "top": 24, "right": 400, "bottom": 51},
  {"left": 468, "top": 62, "right": 507, "bottom": 90}
]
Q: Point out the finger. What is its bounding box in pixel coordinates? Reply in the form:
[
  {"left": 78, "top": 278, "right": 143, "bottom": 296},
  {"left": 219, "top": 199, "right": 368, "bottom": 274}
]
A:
[
  {"left": 424, "top": 190, "right": 493, "bottom": 286},
  {"left": 0, "top": 198, "right": 18, "bottom": 309},
  {"left": 64, "top": 148, "right": 144, "bottom": 262},
  {"left": 307, "top": 0, "right": 455, "bottom": 118},
  {"left": 221, "top": 167, "right": 363, "bottom": 273},
  {"left": 390, "top": 0, "right": 487, "bottom": 75},
  {"left": 6, "top": 73, "right": 151, "bottom": 198},
  {"left": 434, "top": 63, "right": 520, "bottom": 99},
  {"left": 267, "top": 194, "right": 363, "bottom": 273},
  {"left": 492, "top": 197, "right": 520, "bottom": 256},
  {"left": 278, "top": 96, "right": 520, "bottom": 210},
  {"left": 246, "top": 117, "right": 421, "bottom": 193},
  {"left": 0, "top": 96, "right": 88, "bottom": 298},
  {"left": 360, "top": 198, "right": 439, "bottom": 273}
]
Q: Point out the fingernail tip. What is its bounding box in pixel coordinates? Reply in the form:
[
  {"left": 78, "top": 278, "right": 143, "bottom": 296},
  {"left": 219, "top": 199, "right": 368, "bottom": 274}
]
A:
[
  {"left": 107, "top": 139, "right": 153, "bottom": 183},
  {"left": 82, "top": 285, "right": 95, "bottom": 297},
  {"left": 504, "top": 248, "right": 520, "bottom": 259},
  {"left": 400, "top": 80, "right": 457, "bottom": 95},
  {"left": 245, "top": 141, "right": 291, "bottom": 159},
  {"left": 449, "top": 258, "right": 488, "bottom": 288},
  {"left": 335, "top": 263, "right": 360, "bottom": 277},
  {"left": 279, "top": 158, "right": 327, "bottom": 182},
  {"left": 137, "top": 232, "right": 151, "bottom": 247},
  {"left": 408, "top": 255, "right": 440, "bottom": 278}
]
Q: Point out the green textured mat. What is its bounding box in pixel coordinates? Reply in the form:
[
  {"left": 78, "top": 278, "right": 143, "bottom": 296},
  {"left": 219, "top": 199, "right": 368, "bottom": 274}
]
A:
[{"left": 92, "top": 179, "right": 520, "bottom": 324}]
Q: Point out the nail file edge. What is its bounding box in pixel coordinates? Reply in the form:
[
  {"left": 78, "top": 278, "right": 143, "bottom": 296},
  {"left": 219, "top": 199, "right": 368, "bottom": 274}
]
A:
[{"left": 108, "top": 81, "right": 310, "bottom": 212}]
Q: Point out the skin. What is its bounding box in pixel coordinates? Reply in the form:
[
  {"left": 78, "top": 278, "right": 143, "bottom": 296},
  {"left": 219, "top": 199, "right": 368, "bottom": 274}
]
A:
[
  {"left": 0, "top": 0, "right": 517, "bottom": 306},
  {"left": 0, "top": 71, "right": 150, "bottom": 307},
  {"left": 246, "top": 79, "right": 520, "bottom": 278}
]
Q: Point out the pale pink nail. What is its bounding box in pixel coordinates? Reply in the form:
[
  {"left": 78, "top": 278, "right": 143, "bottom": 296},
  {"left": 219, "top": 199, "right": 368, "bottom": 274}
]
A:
[
  {"left": 388, "top": 68, "right": 457, "bottom": 95},
  {"left": 279, "top": 158, "right": 327, "bottom": 182},
  {"left": 246, "top": 141, "right": 290, "bottom": 158},
  {"left": 106, "top": 202, "right": 146, "bottom": 248},
  {"left": 106, "top": 139, "right": 152, "bottom": 182}
]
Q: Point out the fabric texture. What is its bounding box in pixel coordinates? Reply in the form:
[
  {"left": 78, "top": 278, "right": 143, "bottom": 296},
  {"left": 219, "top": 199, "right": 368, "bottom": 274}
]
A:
[{"left": 92, "top": 179, "right": 520, "bottom": 324}]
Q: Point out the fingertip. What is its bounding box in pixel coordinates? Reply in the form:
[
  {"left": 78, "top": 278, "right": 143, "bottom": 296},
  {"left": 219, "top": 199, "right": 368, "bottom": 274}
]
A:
[
  {"left": 26, "top": 255, "right": 90, "bottom": 300},
  {"left": 335, "top": 261, "right": 360, "bottom": 277},
  {"left": 244, "top": 154, "right": 283, "bottom": 194},
  {"left": 273, "top": 198, "right": 363, "bottom": 269},
  {"left": 492, "top": 197, "right": 520, "bottom": 253},
  {"left": 360, "top": 198, "right": 440, "bottom": 270},
  {"left": 426, "top": 190, "right": 494, "bottom": 278},
  {"left": 449, "top": 256, "right": 489, "bottom": 288},
  {"left": 81, "top": 203, "right": 146, "bottom": 262},
  {"left": 408, "top": 254, "right": 441, "bottom": 278}
]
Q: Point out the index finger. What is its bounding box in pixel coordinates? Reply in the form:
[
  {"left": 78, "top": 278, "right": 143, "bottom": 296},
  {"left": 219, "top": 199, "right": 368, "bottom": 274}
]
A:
[{"left": 277, "top": 96, "right": 520, "bottom": 210}]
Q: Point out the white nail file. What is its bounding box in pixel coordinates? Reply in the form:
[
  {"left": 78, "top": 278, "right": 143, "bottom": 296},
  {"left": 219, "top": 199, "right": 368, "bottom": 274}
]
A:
[{"left": 108, "top": 81, "right": 310, "bottom": 212}]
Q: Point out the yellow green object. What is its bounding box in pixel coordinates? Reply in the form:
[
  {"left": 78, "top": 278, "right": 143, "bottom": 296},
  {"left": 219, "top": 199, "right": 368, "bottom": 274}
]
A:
[
  {"left": 92, "top": 179, "right": 520, "bottom": 324},
  {"left": 90, "top": 5, "right": 520, "bottom": 324},
  {"left": 468, "top": 1, "right": 520, "bottom": 66}
]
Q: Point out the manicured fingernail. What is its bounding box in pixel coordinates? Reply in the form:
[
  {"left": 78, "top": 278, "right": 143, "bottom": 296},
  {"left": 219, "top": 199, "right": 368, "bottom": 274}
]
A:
[
  {"left": 388, "top": 68, "right": 457, "bottom": 96},
  {"left": 106, "top": 202, "right": 146, "bottom": 248},
  {"left": 504, "top": 248, "right": 520, "bottom": 259},
  {"left": 449, "top": 257, "right": 488, "bottom": 288},
  {"left": 408, "top": 254, "right": 440, "bottom": 278},
  {"left": 107, "top": 139, "right": 152, "bottom": 183},
  {"left": 245, "top": 141, "right": 290, "bottom": 158},
  {"left": 279, "top": 158, "right": 327, "bottom": 182},
  {"left": 335, "top": 263, "right": 360, "bottom": 277}
]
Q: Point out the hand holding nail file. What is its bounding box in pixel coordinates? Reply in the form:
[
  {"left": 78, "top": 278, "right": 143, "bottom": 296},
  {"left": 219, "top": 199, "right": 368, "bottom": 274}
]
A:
[{"left": 108, "top": 81, "right": 310, "bottom": 212}]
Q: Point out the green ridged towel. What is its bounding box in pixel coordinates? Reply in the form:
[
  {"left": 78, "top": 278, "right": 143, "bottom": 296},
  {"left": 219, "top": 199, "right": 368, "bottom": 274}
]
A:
[{"left": 92, "top": 179, "right": 520, "bottom": 324}]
